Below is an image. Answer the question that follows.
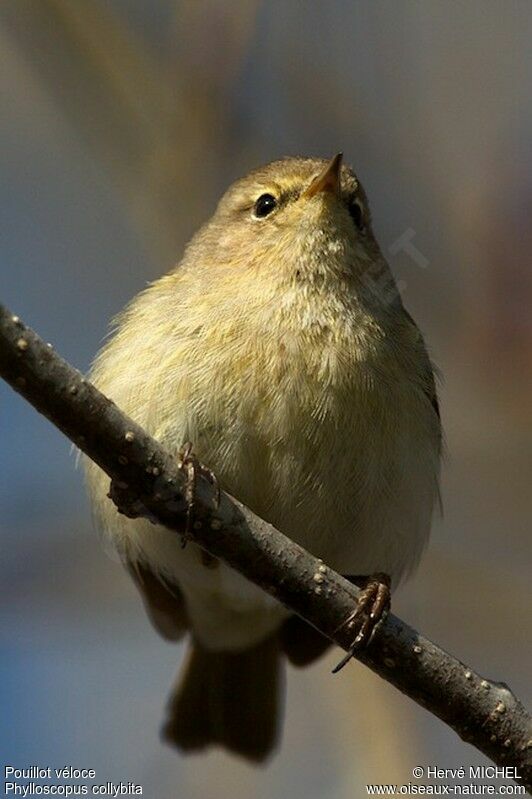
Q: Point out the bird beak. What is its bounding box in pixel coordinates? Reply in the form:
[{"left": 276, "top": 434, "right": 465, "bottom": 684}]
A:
[{"left": 303, "top": 153, "right": 343, "bottom": 198}]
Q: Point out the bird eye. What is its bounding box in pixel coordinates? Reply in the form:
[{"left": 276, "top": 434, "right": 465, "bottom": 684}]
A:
[
  {"left": 348, "top": 197, "right": 365, "bottom": 232},
  {"left": 253, "top": 193, "right": 277, "bottom": 218}
]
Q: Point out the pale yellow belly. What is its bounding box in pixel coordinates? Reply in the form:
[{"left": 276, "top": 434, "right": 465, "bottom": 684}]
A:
[
  {"left": 140, "top": 371, "right": 437, "bottom": 648},
  {"left": 88, "top": 298, "right": 440, "bottom": 651}
]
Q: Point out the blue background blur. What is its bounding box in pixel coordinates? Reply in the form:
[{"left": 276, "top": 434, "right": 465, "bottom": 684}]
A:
[{"left": 1, "top": 2, "right": 531, "bottom": 797}]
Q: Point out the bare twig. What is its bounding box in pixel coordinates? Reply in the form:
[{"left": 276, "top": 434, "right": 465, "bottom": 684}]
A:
[{"left": 0, "top": 303, "right": 530, "bottom": 790}]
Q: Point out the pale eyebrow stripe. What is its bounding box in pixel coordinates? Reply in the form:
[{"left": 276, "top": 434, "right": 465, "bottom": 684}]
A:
[{"left": 234, "top": 183, "right": 299, "bottom": 216}]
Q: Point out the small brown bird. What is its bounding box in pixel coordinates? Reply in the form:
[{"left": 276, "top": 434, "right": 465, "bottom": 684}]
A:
[{"left": 85, "top": 154, "right": 441, "bottom": 761}]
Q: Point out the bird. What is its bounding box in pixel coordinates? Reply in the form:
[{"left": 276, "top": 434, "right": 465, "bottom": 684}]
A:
[{"left": 85, "top": 154, "right": 442, "bottom": 762}]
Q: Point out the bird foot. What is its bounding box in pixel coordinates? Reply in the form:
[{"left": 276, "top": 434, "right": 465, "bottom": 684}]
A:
[
  {"left": 177, "top": 441, "right": 220, "bottom": 547},
  {"left": 332, "top": 572, "right": 391, "bottom": 673}
]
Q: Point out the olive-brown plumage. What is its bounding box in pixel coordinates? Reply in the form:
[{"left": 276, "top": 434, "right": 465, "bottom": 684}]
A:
[{"left": 85, "top": 155, "right": 441, "bottom": 761}]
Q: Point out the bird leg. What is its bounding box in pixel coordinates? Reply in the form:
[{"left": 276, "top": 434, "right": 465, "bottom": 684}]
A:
[
  {"left": 332, "top": 572, "right": 391, "bottom": 673},
  {"left": 177, "top": 441, "right": 220, "bottom": 548}
]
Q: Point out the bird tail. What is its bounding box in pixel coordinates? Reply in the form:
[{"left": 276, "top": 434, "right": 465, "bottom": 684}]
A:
[{"left": 162, "top": 633, "right": 283, "bottom": 762}]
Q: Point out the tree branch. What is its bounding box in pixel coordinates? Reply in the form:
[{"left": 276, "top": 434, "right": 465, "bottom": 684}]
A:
[{"left": 0, "top": 303, "right": 530, "bottom": 790}]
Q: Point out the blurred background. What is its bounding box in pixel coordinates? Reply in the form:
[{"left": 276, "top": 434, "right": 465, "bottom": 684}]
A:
[{"left": 1, "top": 2, "right": 531, "bottom": 796}]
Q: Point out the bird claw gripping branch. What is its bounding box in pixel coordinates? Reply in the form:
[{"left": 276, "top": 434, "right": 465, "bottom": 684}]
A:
[
  {"left": 178, "top": 441, "right": 221, "bottom": 548},
  {"left": 332, "top": 572, "right": 391, "bottom": 672}
]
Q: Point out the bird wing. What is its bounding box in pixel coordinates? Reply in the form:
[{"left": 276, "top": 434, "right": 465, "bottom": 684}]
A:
[
  {"left": 126, "top": 557, "right": 189, "bottom": 641},
  {"left": 401, "top": 308, "right": 441, "bottom": 423}
]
